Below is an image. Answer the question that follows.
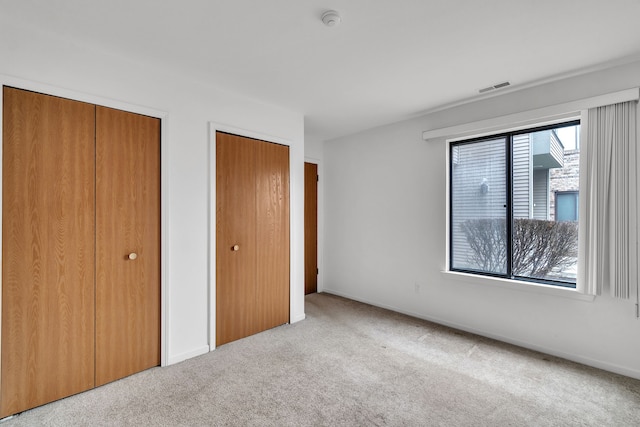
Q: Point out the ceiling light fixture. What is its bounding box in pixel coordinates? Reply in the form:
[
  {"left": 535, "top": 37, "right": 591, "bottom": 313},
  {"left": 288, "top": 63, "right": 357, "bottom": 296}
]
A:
[{"left": 321, "top": 10, "right": 341, "bottom": 27}]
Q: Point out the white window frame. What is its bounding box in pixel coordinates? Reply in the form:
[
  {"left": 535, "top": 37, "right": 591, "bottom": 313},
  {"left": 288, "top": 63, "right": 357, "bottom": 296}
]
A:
[{"left": 424, "top": 88, "right": 640, "bottom": 301}]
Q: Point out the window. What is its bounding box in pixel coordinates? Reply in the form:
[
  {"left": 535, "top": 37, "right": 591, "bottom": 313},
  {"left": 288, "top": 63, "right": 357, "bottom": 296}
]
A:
[
  {"left": 555, "top": 191, "right": 578, "bottom": 222},
  {"left": 450, "top": 121, "right": 580, "bottom": 287}
]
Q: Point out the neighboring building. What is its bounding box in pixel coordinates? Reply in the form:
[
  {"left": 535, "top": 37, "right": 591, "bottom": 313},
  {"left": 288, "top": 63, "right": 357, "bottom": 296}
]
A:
[
  {"left": 513, "top": 129, "right": 567, "bottom": 221},
  {"left": 549, "top": 150, "right": 580, "bottom": 221}
]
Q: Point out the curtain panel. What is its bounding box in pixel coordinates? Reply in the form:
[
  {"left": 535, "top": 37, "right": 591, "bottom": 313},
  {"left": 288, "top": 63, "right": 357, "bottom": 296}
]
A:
[{"left": 578, "top": 101, "right": 637, "bottom": 298}]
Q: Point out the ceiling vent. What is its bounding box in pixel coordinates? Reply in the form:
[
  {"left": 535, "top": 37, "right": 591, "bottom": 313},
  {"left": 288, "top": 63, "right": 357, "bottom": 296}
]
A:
[{"left": 478, "top": 81, "right": 511, "bottom": 94}]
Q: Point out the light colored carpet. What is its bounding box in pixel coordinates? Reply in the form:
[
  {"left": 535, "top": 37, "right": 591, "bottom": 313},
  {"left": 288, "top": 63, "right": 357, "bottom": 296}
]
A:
[{"left": 2, "top": 292, "right": 639, "bottom": 426}]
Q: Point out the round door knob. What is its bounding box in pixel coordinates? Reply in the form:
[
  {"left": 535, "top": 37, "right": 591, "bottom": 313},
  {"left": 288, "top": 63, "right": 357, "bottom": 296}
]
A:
[
  {"left": 128, "top": 252, "right": 138, "bottom": 260},
  {"left": 232, "top": 245, "right": 240, "bottom": 251}
]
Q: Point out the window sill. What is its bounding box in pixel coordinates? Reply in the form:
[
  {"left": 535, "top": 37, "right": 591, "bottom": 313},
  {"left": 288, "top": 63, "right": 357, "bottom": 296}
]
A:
[{"left": 440, "top": 271, "right": 595, "bottom": 301}]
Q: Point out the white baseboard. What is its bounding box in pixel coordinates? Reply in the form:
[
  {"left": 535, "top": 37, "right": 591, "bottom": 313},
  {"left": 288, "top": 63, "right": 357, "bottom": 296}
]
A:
[
  {"left": 167, "top": 345, "right": 210, "bottom": 366},
  {"left": 290, "top": 313, "right": 306, "bottom": 323},
  {"left": 322, "top": 288, "right": 640, "bottom": 380}
]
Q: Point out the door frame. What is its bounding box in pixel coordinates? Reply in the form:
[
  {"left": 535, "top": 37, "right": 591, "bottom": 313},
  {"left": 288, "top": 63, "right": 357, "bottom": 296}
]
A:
[
  {"left": 0, "top": 75, "right": 169, "bottom": 367},
  {"left": 208, "top": 123, "right": 298, "bottom": 350}
]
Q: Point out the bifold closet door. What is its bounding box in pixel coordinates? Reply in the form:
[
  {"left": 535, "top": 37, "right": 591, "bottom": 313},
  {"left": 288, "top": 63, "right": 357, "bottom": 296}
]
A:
[
  {"left": 216, "top": 132, "right": 289, "bottom": 346},
  {"left": 1, "top": 88, "right": 160, "bottom": 417},
  {"left": 1, "top": 87, "right": 96, "bottom": 417},
  {"left": 216, "top": 133, "right": 257, "bottom": 345},
  {"left": 254, "top": 140, "right": 289, "bottom": 333},
  {"left": 95, "top": 106, "right": 160, "bottom": 386}
]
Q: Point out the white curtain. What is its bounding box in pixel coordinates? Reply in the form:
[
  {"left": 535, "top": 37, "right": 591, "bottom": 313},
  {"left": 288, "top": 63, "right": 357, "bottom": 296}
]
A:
[{"left": 578, "top": 101, "right": 637, "bottom": 298}]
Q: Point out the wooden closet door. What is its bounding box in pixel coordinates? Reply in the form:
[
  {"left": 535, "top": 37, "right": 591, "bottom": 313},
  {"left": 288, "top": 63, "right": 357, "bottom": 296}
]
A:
[
  {"left": 95, "top": 106, "right": 160, "bottom": 386},
  {"left": 216, "top": 132, "right": 257, "bottom": 346},
  {"left": 216, "top": 132, "right": 289, "bottom": 346},
  {"left": 1, "top": 87, "right": 96, "bottom": 417},
  {"left": 254, "top": 140, "right": 289, "bottom": 332}
]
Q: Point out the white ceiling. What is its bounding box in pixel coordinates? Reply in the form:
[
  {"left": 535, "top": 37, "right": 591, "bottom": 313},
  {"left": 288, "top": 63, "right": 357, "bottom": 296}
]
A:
[{"left": 4, "top": 0, "right": 640, "bottom": 141}]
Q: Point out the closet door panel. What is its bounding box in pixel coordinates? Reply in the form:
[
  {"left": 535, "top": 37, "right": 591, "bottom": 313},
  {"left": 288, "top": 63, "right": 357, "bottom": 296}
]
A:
[
  {"left": 216, "top": 132, "right": 257, "bottom": 346},
  {"left": 95, "top": 106, "right": 160, "bottom": 386},
  {"left": 1, "top": 87, "right": 95, "bottom": 417},
  {"left": 254, "top": 141, "right": 289, "bottom": 333}
]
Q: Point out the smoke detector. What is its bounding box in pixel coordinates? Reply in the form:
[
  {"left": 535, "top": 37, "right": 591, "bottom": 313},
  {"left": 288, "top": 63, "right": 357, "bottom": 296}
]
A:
[{"left": 322, "top": 10, "right": 341, "bottom": 27}]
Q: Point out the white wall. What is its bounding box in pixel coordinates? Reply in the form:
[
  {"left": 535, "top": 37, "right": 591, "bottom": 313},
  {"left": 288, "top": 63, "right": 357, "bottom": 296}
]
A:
[
  {"left": 324, "top": 59, "right": 640, "bottom": 379},
  {"left": 304, "top": 135, "right": 324, "bottom": 162},
  {"left": 0, "top": 18, "right": 305, "bottom": 364}
]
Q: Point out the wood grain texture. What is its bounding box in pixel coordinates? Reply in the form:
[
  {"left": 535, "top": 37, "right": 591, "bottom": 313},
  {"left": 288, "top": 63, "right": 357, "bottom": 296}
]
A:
[
  {"left": 95, "top": 106, "right": 160, "bottom": 386},
  {"left": 216, "top": 132, "right": 289, "bottom": 346},
  {"left": 255, "top": 141, "right": 289, "bottom": 331},
  {"left": 1, "top": 87, "right": 96, "bottom": 417},
  {"left": 304, "top": 162, "right": 318, "bottom": 295},
  {"left": 216, "top": 132, "right": 257, "bottom": 345}
]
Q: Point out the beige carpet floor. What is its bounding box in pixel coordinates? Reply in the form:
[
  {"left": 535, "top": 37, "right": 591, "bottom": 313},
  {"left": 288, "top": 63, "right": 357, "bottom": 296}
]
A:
[{"left": 2, "top": 292, "right": 639, "bottom": 426}]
